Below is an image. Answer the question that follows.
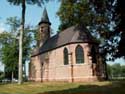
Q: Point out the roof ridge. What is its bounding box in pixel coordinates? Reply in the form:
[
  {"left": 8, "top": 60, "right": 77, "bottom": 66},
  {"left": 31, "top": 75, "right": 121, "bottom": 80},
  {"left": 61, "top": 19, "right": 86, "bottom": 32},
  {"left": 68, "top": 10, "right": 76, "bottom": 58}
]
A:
[{"left": 58, "top": 26, "right": 75, "bottom": 34}]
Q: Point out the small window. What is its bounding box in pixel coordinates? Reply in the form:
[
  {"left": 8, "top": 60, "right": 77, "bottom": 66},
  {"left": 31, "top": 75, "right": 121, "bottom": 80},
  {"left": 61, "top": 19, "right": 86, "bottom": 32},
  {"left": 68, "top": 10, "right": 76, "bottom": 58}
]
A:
[
  {"left": 75, "top": 45, "right": 84, "bottom": 64},
  {"left": 63, "top": 48, "right": 69, "bottom": 65}
]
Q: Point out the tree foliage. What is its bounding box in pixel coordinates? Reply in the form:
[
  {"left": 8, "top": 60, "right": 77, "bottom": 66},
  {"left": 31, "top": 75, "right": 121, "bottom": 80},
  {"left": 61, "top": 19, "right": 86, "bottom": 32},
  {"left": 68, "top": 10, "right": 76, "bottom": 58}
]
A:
[
  {"left": 115, "top": 0, "right": 125, "bottom": 58},
  {"left": 107, "top": 63, "right": 125, "bottom": 79},
  {"left": 57, "top": 0, "right": 93, "bottom": 31},
  {"left": 0, "top": 71, "right": 4, "bottom": 81},
  {"left": 0, "top": 32, "right": 18, "bottom": 80},
  {"left": 89, "top": 0, "right": 125, "bottom": 59},
  {"left": 57, "top": 0, "right": 124, "bottom": 61},
  {"left": 7, "top": 0, "right": 49, "bottom": 6},
  {"left": 0, "top": 17, "right": 35, "bottom": 80}
]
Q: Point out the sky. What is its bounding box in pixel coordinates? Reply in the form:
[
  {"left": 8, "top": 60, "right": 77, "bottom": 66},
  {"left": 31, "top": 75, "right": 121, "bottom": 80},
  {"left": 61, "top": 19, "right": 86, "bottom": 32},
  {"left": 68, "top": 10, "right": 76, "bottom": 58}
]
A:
[
  {"left": 0, "top": 0, "right": 60, "bottom": 72},
  {"left": 0, "top": 0, "right": 60, "bottom": 33},
  {"left": 0, "top": 0, "right": 124, "bottom": 72}
]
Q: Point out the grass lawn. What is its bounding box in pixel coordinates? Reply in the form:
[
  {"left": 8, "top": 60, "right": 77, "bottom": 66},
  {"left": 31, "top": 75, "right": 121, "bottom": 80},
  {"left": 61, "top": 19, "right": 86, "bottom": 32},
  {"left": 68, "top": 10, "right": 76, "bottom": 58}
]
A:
[{"left": 0, "top": 80, "right": 125, "bottom": 94}]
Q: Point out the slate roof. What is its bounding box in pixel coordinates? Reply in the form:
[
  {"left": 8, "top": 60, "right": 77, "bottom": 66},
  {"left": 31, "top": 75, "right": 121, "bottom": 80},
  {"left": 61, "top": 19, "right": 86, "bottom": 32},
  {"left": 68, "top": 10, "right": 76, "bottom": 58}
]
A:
[
  {"left": 38, "top": 7, "right": 51, "bottom": 25},
  {"left": 31, "top": 25, "right": 98, "bottom": 57}
]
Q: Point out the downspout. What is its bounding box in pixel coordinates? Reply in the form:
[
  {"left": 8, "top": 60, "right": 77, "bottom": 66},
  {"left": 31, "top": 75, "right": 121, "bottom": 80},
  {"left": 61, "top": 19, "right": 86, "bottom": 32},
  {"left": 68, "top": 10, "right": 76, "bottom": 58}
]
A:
[{"left": 69, "top": 52, "right": 73, "bottom": 82}]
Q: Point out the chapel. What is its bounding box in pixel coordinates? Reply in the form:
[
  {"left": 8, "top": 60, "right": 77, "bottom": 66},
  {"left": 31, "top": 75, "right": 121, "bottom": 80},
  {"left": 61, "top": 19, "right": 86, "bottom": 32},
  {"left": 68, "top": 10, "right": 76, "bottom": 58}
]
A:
[{"left": 29, "top": 8, "right": 107, "bottom": 82}]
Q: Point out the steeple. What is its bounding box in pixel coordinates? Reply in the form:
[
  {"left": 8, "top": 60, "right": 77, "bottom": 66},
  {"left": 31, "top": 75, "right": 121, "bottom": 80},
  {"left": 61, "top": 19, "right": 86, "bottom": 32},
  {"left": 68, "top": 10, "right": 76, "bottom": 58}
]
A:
[
  {"left": 39, "top": 7, "right": 51, "bottom": 25},
  {"left": 38, "top": 7, "right": 51, "bottom": 47}
]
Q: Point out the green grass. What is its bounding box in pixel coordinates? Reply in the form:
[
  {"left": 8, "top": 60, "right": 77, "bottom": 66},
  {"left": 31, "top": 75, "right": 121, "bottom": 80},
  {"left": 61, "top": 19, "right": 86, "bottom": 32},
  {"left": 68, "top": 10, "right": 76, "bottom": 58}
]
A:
[{"left": 0, "top": 80, "right": 125, "bottom": 94}]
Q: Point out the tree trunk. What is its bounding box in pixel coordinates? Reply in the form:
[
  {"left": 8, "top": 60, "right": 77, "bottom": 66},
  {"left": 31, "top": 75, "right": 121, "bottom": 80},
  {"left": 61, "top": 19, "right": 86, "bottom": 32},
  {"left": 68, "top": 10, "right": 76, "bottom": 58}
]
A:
[
  {"left": 18, "top": 0, "right": 26, "bottom": 84},
  {"left": 11, "top": 71, "right": 14, "bottom": 83},
  {"left": 104, "top": 62, "right": 108, "bottom": 80}
]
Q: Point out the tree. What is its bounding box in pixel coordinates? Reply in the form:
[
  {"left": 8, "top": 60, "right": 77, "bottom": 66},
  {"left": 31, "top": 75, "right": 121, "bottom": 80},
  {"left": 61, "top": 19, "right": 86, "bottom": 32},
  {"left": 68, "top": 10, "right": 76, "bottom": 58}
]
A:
[
  {"left": 57, "top": 0, "right": 122, "bottom": 62},
  {"left": 57, "top": 0, "right": 92, "bottom": 31},
  {"left": 2, "top": 17, "right": 20, "bottom": 81},
  {"left": 0, "top": 32, "right": 18, "bottom": 81},
  {"left": 88, "top": 0, "right": 125, "bottom": 59},
  {"left": 0, "top": 70, "right": 4, "bottom": 81},
  {"left": 112, "top": 63, "right": 121, "bottom": 77},
  {"left": 6, "top": 17, "right": 20, "bottom": 33},
  {"left": 115, "top": 0, "right": 125, "bottom": 58},
  {"left": 7, "top": 0, "right": 50, "bottom": 84},
  {"left": 107, "top": 63, "right": 125, "bottom": 80},
  {"left": 116, "top": 0, "right": 125, "bottom": 58},
  {"left": 0, "top": 16, "right": 35, "bottom": 82},
  {"left": 107, "top": 64, "right": 112, "bottom": 79},
  {"left": 121, "top": 65, "right": 125, "bottom": 77}
]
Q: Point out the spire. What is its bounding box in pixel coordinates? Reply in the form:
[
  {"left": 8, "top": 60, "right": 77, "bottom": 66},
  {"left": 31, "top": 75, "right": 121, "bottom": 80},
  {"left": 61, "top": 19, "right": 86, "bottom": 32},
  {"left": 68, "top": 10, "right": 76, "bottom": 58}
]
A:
[{"left": 39, "top": 7, "right": 51, "bottom": 25}]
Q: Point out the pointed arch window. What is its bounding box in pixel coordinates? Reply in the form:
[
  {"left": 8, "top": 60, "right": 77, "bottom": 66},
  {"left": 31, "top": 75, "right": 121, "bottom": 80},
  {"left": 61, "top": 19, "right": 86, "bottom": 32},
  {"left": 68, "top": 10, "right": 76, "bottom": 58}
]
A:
[
  {"left": 63, "top": 48, "right": 69, "bottom": 65},
  {"left": 75, "top": 45, "right": 84, "bottom": 64}
]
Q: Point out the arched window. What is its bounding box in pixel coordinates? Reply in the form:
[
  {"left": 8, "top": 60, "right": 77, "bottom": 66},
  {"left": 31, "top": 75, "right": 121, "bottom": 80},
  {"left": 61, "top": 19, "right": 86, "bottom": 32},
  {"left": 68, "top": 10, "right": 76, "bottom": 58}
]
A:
[
  {"left": 75, "top": 45, "right": 84, "bottom": 64},
  {"left": 63, "top": 48, "right": 69, "bottom": 65}
]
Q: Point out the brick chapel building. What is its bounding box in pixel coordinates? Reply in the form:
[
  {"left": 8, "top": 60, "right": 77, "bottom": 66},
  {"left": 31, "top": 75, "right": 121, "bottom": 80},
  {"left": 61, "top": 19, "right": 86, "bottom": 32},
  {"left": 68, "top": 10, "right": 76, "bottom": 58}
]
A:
[{"left": 29, "top": 8, "right": 107, "bottom": 82}]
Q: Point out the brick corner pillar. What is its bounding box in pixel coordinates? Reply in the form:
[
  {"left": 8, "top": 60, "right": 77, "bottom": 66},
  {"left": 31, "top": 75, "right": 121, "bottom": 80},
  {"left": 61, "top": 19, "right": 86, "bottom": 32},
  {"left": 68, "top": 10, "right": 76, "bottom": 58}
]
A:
[{"left": 34, "top": 55, "right": 42, "bottom": 82}]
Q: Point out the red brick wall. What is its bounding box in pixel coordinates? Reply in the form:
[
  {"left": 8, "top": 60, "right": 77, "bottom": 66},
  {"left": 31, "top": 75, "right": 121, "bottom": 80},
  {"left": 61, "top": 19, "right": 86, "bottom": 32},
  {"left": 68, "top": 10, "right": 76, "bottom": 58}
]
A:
[{"left": 29, "top": 43, "right": 106, "bottom": 82}]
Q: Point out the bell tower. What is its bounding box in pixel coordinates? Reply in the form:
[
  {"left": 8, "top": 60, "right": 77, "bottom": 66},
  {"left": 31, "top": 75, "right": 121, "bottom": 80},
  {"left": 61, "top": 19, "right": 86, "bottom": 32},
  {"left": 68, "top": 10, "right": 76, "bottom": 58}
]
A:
[{"left": 38, "top": 7, "right": 51, "bottom": 47}]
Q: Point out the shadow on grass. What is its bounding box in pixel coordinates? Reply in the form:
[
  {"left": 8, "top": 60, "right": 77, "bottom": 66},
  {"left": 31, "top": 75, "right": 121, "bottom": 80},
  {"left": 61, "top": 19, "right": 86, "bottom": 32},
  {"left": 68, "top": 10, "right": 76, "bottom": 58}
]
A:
[{"left": 37, "top": 80, "right": 125, "bottom": 94}]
